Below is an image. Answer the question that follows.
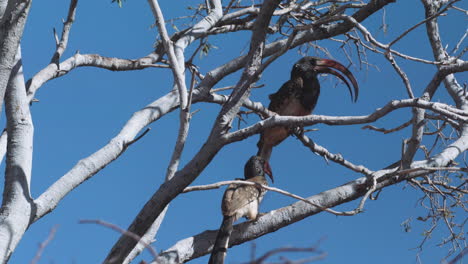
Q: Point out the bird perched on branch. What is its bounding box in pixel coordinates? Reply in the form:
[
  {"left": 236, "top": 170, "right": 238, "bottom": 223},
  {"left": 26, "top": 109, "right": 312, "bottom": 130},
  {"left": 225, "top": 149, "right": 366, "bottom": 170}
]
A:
[
  {"left": 257, "top": 56, "right": 359, "bottom": 162},
  {"left": 208, "top": 156, "right": 273, "bottom": 264}
]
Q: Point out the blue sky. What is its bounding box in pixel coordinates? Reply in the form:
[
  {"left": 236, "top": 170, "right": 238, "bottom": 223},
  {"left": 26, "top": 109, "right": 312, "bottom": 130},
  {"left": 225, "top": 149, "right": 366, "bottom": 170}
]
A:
[{"left": 4, "top": 0, "right": 467, "bottom": 263}]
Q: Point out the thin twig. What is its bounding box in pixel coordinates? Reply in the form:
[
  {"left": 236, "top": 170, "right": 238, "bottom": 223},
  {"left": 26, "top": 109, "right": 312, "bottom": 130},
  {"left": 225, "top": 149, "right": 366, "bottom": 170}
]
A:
[
  {"left": 183, "top": 179, "right": 376, "bottom": 216},
  {"left": 450, "top": 29, "right": 467, "bottom": 55},
  {"left": 79, "top": 219, "right": 158, "bottom": 259},
  {"left": 211, "top": 84, "right": 265, "bottom": 93},
  {"left": 260, "top": 29, "right": 297, "bottom": 72},
  {"left": 295, "top": 132, "right": 375, "bottom": 177},
  {"left": 51, "top": 0, "right": 78, "bottom": 64},
  {"left": 450, "top": 5, "right": 468, "bottom": 15},
  {"left": 30, "top": 225, "right": 59, "bottom": 264},
  {"left": 388, "top": 0, "right": 459, "bottom": 47},
  {"left": 187, "top": 66, "right": 197, "bottom": 113},
  {"left": 385, "top": 51, "right": 414, "bottom": 98},
  {"left": 330, "top": 15, "right": 444, "bottom": 65},
  {"left": 448, "top": 247, "right": 468, "bottom": 264},
  {"left": 424, "top": 121, "right": 447, "bottom": 136},
  {"left": 247, "top": 244, "right": 326, "bottom": 264},
  {"left": 362, "top": 118, "right": 413, "bottom": 134}
]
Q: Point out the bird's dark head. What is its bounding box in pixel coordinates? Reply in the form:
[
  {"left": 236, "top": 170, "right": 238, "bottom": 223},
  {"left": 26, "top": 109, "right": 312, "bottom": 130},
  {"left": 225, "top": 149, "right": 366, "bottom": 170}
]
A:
[
  {"left": 244, "top": 156, "right": 274, "bottom": 183},
  {"left": 291, "top": 56, "right": 359, "bottom": 102}
]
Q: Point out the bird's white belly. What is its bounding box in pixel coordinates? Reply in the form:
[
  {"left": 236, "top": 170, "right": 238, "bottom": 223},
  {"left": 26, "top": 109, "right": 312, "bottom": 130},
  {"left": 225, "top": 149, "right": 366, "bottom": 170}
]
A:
[{"left": 234, "top": 201, "right": 259, "bottom": 221}]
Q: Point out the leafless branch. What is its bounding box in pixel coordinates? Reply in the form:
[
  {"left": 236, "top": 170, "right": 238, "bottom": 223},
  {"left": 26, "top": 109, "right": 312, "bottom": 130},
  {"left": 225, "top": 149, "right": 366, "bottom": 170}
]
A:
[
  {"left": 183, "top": 177, "right": 377, "bottom": 217},
  {"left": 362, "top": 118, "right": 413, "bottom": 134},
  {"left": 225, "top": 97, "right": 468, "bottom": 145},
  {"left": 148, "top": 0, "right": 191, "bottom": 181},
  {"left": 50, "top": 0, "right": 78, "bottom": 64},
  {"left": 211, "top": 84, "right": 265, "bottom": 93},
  {"left": 294, "top": 132, "right": 375, "bottom": 177},
  {"left": 246, "top": 244, "right": 326, "bottom": 264},
  {"left": 424, "top": 121, "right": 447, "bottom": 136},
  {"left": 384, "top": 51, "right": 414, "bottom": 98},
  {"left": 79, "top": 219, "right": 158, "bottom": 260},
  {"left": 388, "top": 0, "right": 459, "bottom": 48},
  {"left": 30, "top": 225, "right": 59, "bottom": 264},
  {"left": 448, "top": 247, "right": 468, "bottom": 264},
  {"left": 450, "top": 29, "right": 467, "bottom": 55}
]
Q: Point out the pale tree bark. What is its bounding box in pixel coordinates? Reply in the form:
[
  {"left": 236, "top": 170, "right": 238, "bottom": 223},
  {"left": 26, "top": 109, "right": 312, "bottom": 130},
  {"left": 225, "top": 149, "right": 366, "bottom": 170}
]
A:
[
  {"left": 422, "top": 0, "right": 467, "bottom": 110},
  {"left": 0, "top": 47, "right": 34, "bottom": 263},
  {"left": 0, "top": 0, "right": 31, "bottom": 118}
]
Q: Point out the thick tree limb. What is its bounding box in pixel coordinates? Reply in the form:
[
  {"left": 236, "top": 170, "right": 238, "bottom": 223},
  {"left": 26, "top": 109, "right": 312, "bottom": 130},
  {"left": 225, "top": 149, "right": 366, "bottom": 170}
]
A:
[
  {"left": 0, "top": 0, "right": 31, "bottom": 118},
  {"left": 26, "top": 53, "right": 167, "bottom": 102},
  {"left": 0, "top": 47, "right": 34, "bottom": 263},
  {"left": 422, "top": 0, "right": 467, "bottom": 109},
  {"left": 32, "top": 89, "right": 181, "bottom": 222}
]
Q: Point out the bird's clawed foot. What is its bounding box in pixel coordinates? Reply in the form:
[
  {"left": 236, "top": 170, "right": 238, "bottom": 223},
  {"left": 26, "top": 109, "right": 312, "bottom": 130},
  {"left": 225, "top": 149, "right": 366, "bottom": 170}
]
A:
[
  {"left": 245, "top": 213, "right": 266, "bottom": 223},
  {"left": 254, "top": 213, "right": 266, "bottom": 222},
  {"left": 291, "top": 126, "right": 304, "bottom": 137}
]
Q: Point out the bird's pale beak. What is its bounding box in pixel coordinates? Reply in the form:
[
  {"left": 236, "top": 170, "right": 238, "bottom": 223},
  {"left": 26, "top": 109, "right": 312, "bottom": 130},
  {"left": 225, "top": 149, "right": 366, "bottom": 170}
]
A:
[
  {"left": 264, "top": 161, "right": 274, "bottom": 183},
  {"left": 315, "top": 59, "right": 359, "bottom": 102}
]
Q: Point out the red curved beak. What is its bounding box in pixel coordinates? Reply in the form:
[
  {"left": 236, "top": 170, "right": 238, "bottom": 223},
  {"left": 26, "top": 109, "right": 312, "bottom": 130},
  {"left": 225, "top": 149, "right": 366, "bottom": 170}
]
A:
[
  {"left": 263, "top": 161, "right": 274, "bottom": 183},
  {"left": 315, "top": 59, "right": 359, "bottom": 102}
]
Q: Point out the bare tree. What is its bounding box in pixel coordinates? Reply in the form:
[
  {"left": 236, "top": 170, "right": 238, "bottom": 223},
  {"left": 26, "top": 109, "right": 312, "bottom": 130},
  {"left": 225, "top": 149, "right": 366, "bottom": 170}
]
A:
[{"left": 0, "top": 0, "right": 466, "bottom": 263}]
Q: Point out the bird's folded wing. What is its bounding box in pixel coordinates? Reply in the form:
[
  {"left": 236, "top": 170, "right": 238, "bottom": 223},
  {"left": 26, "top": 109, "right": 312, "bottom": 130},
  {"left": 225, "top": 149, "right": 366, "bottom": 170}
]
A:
[{"left": 222, "top": 184, "right": 261, "bottom": 217}]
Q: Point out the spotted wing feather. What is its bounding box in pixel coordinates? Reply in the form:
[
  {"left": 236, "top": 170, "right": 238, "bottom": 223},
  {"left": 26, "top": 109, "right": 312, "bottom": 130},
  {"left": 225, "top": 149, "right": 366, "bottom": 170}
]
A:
[{"left": 222, "top": 176, "right": 267, "bottom": 220}]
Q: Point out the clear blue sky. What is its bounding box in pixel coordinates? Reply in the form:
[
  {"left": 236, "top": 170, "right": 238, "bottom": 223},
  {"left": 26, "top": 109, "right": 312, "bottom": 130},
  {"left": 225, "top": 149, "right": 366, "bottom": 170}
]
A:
[{"left": 4, "top": 0, "right": 467, "bottom": 263}]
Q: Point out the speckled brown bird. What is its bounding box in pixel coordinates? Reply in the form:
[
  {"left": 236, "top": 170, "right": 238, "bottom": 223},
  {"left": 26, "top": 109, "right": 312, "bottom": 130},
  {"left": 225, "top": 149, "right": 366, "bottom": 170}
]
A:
[
  {"left": 257, "top": 56, "right": 359, "bottom": 162},
  {"left": 208, "top": 156, "right": 273, "bottom": 264}
]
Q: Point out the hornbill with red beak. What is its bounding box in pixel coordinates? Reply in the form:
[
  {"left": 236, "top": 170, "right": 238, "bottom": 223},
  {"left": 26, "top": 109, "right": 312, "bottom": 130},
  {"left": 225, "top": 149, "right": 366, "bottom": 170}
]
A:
[
  {"left": 208, "top": 156, "right": 273, "bottom": 264},
  {"left": 257, "top": 56, "right": 359, "bottom": 162}
]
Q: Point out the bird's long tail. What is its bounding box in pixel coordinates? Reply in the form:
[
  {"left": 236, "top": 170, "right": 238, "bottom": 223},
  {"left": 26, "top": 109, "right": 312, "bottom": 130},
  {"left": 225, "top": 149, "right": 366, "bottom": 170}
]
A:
[{"left": 209, "top": 216, "right": 235, "bottom": 264}]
